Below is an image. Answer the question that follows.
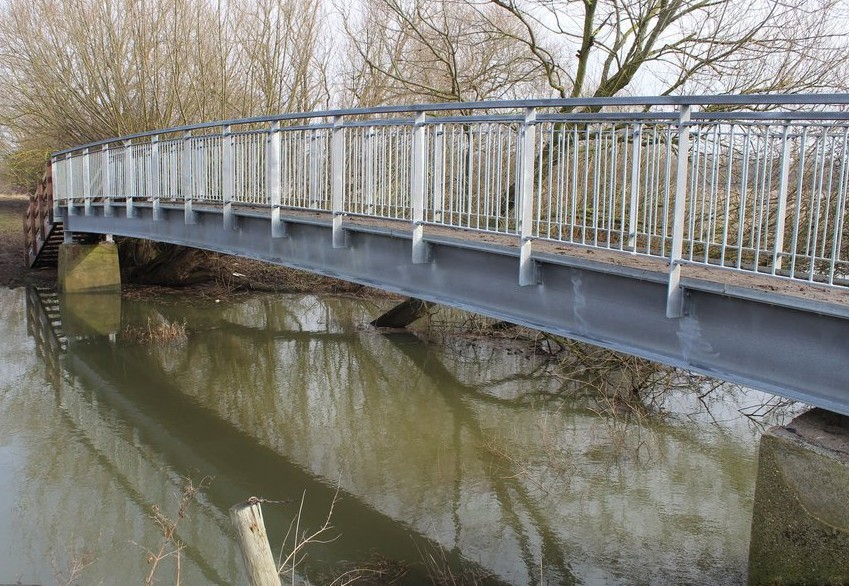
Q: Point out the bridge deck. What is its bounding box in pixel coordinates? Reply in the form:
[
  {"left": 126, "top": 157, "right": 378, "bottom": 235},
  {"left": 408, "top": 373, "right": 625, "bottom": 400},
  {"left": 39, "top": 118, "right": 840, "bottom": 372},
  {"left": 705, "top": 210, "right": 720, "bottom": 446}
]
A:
[{"left": 341, "top": 213, "right": 849, "bottom": 311}]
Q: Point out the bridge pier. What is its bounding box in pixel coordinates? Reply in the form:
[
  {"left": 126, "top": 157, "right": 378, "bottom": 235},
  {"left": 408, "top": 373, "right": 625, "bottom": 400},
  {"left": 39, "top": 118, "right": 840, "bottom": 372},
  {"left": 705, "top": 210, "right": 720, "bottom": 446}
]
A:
[
  {"left": 58, "top": 241, "right": 121, "bottom": 293},
  {"left": 748, "top": 408, "right": 849, "bottom": 584}
]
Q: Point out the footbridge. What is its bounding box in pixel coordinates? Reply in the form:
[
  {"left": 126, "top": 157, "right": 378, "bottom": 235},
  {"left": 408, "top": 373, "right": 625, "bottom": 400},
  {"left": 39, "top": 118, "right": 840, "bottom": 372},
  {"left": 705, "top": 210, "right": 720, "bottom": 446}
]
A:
[{"left": 47, "top": 95, "right": 849, "bottom": 415}]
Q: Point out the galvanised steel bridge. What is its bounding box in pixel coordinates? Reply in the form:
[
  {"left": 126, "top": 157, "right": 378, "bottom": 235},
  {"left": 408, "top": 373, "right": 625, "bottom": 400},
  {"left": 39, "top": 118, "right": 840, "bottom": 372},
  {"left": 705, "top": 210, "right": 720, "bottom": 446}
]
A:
[{"left": 47, "top": 95, "right": 849, "bottom": 414}]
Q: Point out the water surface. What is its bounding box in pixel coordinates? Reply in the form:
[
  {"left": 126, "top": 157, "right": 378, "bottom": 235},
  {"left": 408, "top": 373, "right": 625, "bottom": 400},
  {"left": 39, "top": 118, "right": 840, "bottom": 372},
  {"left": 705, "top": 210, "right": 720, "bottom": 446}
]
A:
[{"left": 0, "top": 287, "right": 798, "bottom": 584}]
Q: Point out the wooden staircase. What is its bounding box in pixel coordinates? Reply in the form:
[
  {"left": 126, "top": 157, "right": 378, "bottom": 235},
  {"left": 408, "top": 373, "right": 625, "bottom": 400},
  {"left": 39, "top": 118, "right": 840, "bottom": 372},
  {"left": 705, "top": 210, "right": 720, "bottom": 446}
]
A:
[
  {"left": 23, "top": 163, "right": 100, "bottom": 268},
  {"left": 23, "top": 164, "right": 61, "bottom": 268}
]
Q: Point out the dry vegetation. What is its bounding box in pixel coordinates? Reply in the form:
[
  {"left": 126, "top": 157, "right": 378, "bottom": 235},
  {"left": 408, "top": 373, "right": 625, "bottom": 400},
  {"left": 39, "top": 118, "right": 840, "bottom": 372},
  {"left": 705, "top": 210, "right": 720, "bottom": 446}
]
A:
[{"left": 121, "top": 315, "right": 188, "bottom": 345}]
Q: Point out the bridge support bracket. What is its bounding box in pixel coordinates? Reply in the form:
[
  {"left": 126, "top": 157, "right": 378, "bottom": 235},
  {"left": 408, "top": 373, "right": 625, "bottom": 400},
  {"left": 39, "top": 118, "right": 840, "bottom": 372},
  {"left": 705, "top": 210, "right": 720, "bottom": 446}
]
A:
[
  {"left": 332, "top": 215, "right": 348, "bottom": 249},
  {"left": 519, "top": 258, "right": 542, "bottom": 287},
  {"left": 412, "top": 229, "right": 433, "bottom": 264},
  {"left": 748, "top": 408, "right": 849, "bottom": 584},
  {"left": 272, "top": 219, "right": 288, "bottom": 238},
  {"left": 271, "top": 208, "right": 288, "bottom": 238}
]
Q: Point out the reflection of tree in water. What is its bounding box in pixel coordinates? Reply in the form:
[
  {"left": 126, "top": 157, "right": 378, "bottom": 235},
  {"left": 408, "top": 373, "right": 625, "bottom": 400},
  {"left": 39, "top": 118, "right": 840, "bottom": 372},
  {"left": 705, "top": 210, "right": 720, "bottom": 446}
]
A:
[
  {"left": 113, "top": 294, "right": 509, "bottom": 583},
  {"left": 117, "top": 293, "right": 781, "bottom": 584},
  {"left": 380, "top": 333, "right": 576, "bottom": 586},
  {"left": 135, "top": 294, "right": 574, "bottom": 584}
]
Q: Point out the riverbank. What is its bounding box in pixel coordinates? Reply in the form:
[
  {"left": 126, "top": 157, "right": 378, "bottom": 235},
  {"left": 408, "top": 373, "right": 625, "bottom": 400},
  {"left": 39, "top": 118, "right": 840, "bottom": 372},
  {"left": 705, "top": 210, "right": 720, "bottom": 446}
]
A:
[
  {"left": 0, "top": 194, "right": 34, "bottom": 287},
  {"left": 0, "top": 193, "right": 388, "bottom": 299}
]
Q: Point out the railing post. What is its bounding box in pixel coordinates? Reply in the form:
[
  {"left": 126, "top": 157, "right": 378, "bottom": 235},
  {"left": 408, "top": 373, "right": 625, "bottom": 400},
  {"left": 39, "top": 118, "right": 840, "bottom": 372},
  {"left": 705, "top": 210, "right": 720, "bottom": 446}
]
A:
[
  {"left": 82, "top": 148, "right": 92, "bottom": 217},
  {"left": 151, "top": 136, "right": 162, "bottom": 221},
  {"left": 411, "top": 112, "right": 430, "bottom": 264},
  {"left": 102, "top": 145, "right": 113, "bottom": 217},
  {"left": 268, "top": 122, "right": 285, "bottom": 237},
  {"left": 331, "top": 116, "right": 346, "bottom": 248},
  {"left": 124, "top": 140, "right": 136, "bottom": 218},
  {"left": 223, "top": 126, "right": 235, "bottom": 231},
  {"left": 771, "top": 124, "right": 791, "bottom": 273},
  {"left": 63, "top": 154, "right": 74, "bottom": 243},
  {"left": 627, "top": 123, "right": 642, "bottom": 251},
  {"left": 182, "top": 131, "right": 196, "bottom": 224},
  {"left": 365, "top": 128, "right": 375, "bottom": 215},
  {"left": 432, "top": 124, "right": 445, "bottom": 223},
  {"left": 518, "top": 107, "right": 538, "bottom": 286},
  {"left": 666, "top": 105, "right": 692, "bottom": 318},
  {"left": 51, "top": 156, "right": 60, "bottom": 222},
  {"left": 65, "top": 153, "right": 75, "bottom": 219}
]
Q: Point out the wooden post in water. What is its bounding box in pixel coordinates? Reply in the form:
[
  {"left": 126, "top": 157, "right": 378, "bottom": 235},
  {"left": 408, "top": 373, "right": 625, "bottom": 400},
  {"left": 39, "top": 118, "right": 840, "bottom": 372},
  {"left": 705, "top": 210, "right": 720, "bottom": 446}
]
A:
[{"left": 230, "top": 498, "right": 280, "bottom": 586}]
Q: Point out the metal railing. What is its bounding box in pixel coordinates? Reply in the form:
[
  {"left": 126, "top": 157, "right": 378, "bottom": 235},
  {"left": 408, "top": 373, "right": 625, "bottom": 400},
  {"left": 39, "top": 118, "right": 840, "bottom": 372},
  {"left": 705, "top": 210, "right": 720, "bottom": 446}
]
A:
[{"left": 52, "top": 95, "right": 849, "bottom": 315}]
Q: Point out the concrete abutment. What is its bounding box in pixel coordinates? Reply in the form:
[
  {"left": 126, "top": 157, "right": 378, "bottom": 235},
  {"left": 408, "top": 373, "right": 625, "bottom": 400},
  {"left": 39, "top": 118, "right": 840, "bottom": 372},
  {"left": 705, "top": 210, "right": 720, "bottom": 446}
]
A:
[
  {"left": 58, "top": 242, "right": 121, "bottom": 294},
  {"left": 749, "top": 408, "right": 849, "bottom": 585}
]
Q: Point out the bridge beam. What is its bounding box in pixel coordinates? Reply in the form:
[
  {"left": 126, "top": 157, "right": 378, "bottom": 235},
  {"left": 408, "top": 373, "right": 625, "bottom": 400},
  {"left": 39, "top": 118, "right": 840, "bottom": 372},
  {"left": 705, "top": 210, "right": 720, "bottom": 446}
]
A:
[{"left": 63, "top": 203, "right": 849, "bottom": 416}]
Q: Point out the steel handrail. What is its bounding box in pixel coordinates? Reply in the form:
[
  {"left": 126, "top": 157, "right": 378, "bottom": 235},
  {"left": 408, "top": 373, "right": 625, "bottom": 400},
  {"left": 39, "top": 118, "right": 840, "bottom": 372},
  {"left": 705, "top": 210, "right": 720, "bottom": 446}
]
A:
[
  {"left": 51, "top": 94, "right": 849, "bottom": 315},
  {"left": 51, "top": 94, "right": 849, "bottom": 157}
]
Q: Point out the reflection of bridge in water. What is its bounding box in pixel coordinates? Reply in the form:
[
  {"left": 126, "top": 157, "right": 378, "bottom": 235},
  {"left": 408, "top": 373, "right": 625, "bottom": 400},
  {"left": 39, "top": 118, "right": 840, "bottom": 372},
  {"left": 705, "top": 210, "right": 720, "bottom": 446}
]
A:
[
  {"left": 25, "top": 289, "right": 766, "bottom": 584},
  {"left": 25, "top": 290, "right": 519, "bottom": 584},
  {"left": 48, "top": 95, "right": 849, "bottom": 415}
]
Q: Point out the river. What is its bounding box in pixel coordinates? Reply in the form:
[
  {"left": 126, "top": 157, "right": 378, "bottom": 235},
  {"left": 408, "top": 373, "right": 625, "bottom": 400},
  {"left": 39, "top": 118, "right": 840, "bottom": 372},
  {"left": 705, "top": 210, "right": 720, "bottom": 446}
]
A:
[{"left": 0, "top": 286, "right": 800, "bottom": 584}]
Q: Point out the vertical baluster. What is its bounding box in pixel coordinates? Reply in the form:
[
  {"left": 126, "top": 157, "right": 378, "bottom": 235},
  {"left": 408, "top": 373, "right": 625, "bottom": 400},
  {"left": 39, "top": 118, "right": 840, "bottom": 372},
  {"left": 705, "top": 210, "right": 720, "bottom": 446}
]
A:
[
  {"left": 82, "top": 148, "right": 92, "bottom": 217},
  {"left": 828, "top": 128, "right": 849, "bottom": 284},
  {"left": 309, "top": 125, "right": 323, "bottom": 209},
  {"left": 102, "top": 145, "right": 113, "bottom": 217},
  {"left": 432, "top": 124, "right": 445, "bottom": 224},
  {"left": 151, "top": 137, "right": 162, "bottom": 221},
  {"left": 63, "top": 153, "right": 75, "bottom": 242},
  {"left": 182, "top": 132, "right": 196, "bottom": 224},
  {"left": 124, "top": 140, "right": 136, "bottom": 219}
]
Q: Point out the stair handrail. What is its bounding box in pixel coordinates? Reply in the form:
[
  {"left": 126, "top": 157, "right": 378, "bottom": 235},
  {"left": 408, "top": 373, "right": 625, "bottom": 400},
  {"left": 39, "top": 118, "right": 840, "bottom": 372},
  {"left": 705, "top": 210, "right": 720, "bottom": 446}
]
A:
[{"left": 23, "top": 163, "right": 55, "bottom": 267}]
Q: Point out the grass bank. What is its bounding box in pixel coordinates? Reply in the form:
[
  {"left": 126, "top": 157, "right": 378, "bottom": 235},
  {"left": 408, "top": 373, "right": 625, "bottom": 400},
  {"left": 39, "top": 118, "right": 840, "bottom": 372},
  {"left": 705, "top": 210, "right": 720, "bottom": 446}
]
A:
[{"left": 0, "top": 193, "right": 41, "bottom": 287}]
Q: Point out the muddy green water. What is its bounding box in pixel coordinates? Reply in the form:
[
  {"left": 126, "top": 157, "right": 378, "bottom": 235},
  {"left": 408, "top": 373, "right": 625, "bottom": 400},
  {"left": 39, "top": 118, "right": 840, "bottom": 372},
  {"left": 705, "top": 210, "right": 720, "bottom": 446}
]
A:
[{"left": 0, "top": 287, "right": 800, "bottom": 584}]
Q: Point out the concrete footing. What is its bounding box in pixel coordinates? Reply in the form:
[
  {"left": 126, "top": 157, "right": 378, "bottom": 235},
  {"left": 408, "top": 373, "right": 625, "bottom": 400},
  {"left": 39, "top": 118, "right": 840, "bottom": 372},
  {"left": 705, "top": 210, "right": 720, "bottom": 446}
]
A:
[
  {"left": 58, "top": 242, "right": 121, "bottom": 293},
  {"left": 748, "top": 408, "right": 849, "bottom": 585}
]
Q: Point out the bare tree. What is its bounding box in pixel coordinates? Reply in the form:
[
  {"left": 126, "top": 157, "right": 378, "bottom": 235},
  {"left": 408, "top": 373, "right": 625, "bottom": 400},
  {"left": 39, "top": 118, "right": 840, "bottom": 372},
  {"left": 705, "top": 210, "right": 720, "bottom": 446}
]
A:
[
  {"left": 338, "top": 0, "right": 553, "bottom": 106},
  {"left": 0, "top": 0, "right": 331, "bottom": 188},
  {"left": 339, "top": 0, "right": 849, "bottom": 109},
  {"left": 480, "top": 0, "right": 849, "bottom": 102},
  {"left": 229, "top": 0, "right": 330, "bottom": 115}
]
